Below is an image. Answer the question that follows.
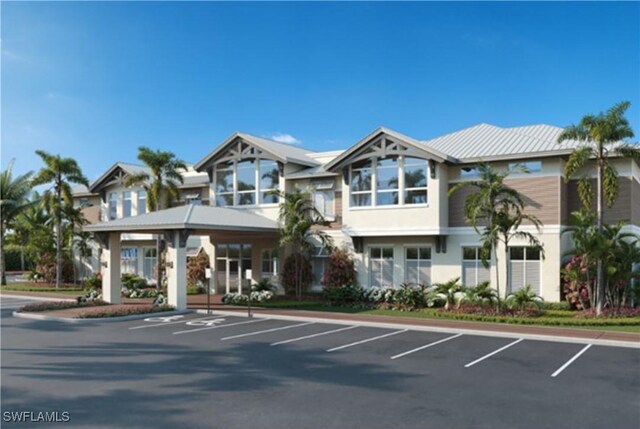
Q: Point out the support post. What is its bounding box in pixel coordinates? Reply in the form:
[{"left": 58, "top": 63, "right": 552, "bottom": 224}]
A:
[
  {"left": 166, "top": 231, "right": 187, "bottom": 310},
  {"left": 102, "top": 233, "right": 121, "bottom": 304}
]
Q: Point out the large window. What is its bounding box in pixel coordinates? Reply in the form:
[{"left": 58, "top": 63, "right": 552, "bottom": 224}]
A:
[
  {"left": 369, "top": 247, "right": 394, "bottom": 287},
  {"left": 312, "top": 181, "right": 335, "bottom": 220},
  {"left": 462, "top": 247, "right": 491, "bottom": 287},
  {"left": 405, "top": 247, "right": 431, "bottom": 285},
  {"left": 138, "top": 191, "right": 147, "bottom": 215},
  {"left": 121, "top": 248, "right": 138, "bottom": 274},
  {"left": 508, "top": 160, "right": 542, "bottom": 174},
  {"left": 508, "top": 247, "right": 541, "bottom": 294},
  {"left": 460, "top": 166, "right": 480, "bottom": 178},
  {"left": 311, "top": 246, "right": 331, "bottom": 286},
  {"left": 108, "top": 192, "right": 118, "bottom": 220},
  {"left": 350, "top": 156, "right": 428, "bottom": 208},
  {"left": 261, "top": 249, "right": 279, "bottom": 278},
  {"left": 214, "top": 159, "right": 280, "bottom": 207},
  {"left": 123, "top": 192, "right": 132, "bottom": 217},
  {"left": 143, "top": 248, "right": 157, "bottom": 282}
]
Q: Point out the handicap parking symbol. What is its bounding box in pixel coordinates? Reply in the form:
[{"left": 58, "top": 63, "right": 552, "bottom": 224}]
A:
[
  {"left": 185, "top": 318, "right": 226, "bottom": 327},
  {"left": 144, "top": 315, "right": 185, "bottom": 323}
]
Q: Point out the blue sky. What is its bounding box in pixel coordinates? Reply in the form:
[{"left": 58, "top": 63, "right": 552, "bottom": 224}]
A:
[{"left": 2, "top": 1, "right": 639, "bottom": 180}]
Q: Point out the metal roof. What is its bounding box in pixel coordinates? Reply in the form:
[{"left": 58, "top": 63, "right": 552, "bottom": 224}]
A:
[
  {"left": 85, "top": 205, "right": 278, "bottom": 233},
  {"left": 285, "top": 165, "right": 338, "bottom": 179},
  {"left": 88, "top": 163, "right": 153, "bottom": 193}
]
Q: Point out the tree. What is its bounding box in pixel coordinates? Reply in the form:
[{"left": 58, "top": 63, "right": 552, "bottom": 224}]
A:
[
  {"left": 31, "top": 151, "right": 89, "bottom": 288},
  {"left": 277, "top": 189, "right": 333, "bottom": 300},
  {"left": 125, "top": 146, "right": 187, "bottom": 286},
  {"left": 558, "top": 101, "right": 638, "bottom": 315},
  {"left": 449, "top": 163, "right": 544, "bottom": 307},
  {"left": 0, "top": 160, "right": 34, "bottom": 284}
]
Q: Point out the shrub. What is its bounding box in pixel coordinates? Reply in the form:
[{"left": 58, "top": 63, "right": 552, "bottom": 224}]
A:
[
  {"left": 392, "top": 284, "right": 426, "bottom": 311},
  {"left": 280, "top": 254, "right": 313, "bottom": 296},
  {"left": 433, "top": 277, "right": 465, "bottom": 311},
  {"left": 561, "top": 256, "right": 591, "bottom": 310},
  {"left": 322, "top": 248, "right": 357, "bottom": 289},
  {"left": 84, "top": 274, "right": 102, "bottom": 290},
  {"left": 541, "top": 301, "right": 572, "bottom": 311},
  {"left": 576, "top": 307, "right": 640, "bottom": 319},
  {"left": 221, "top": 291, "right": 274, "bottom": 305},
  {"left": 121, "top": 273, "right": 148, "bottom": 290},
  {"left": 153, "top": 293, "right": 168, "bottom": 306},
  {"left": 77, "top": 289, "right": 102, "bottom": 303},
  {"left": 363, "top": 287, "right": 396, "bottom": 304},
  {"left": 19, "top": 300, "right": 108, "bottom": 312},
  {"left": 187, "top": 284, "right": 207, "bottom": 295},
  {"left": 127, "top": 288, "right": 160, "bottom": 299},
  {"left": 34, "top": 253, "right": 74, "bottom": 284},
  {"left": 187, "top": 250, "right": 210, "bottom": 287},
  {"left": 323, "top": 285, "right": 365, "bottom": 306},
  {"left": 505, "top": 285, "right": 544, "bottom": 311},
  {"left": 252, "top": 278, "right": 277, "bottom": 293},
  {"left": 460, "top": 281, "right": 498, "bottom": 306},
  {"left": 76, "top": 304, "right": 175, "bottom": 318}
]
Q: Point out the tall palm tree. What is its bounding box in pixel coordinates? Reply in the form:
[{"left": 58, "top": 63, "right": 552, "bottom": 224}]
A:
[
  {"left": 558, "top": 101, "right": 638, "bottom": 315},
  {"left": 31, "top": 151, "right": 89, "bottom": 288},
  {"left": 277, "top": 189, "right": 333, "bottom": 300},
  {"left": 449, "top": 163, "right": 544, "bottom": 306},
  {"left": 125, "top": 146, "right": 187, "bottom": 286},
  {"left": 0, "top": 160, "right": 34, "bottom": 284}
]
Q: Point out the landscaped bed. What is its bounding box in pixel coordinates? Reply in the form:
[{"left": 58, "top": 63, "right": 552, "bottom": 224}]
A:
[
  {"left": 1, "top": 282, "right": 85, "bottom": 294},
  {"left": 75, "top": 304, "right": 175, "bottom": 319},
  {"left": 18, "top": 299, "right": 109, "bottom": 312}
]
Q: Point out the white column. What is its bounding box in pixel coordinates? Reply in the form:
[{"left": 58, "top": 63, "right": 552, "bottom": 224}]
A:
[
  {"left": 206, "top": 237, "right": 217, "bottom": 294},
  {"left": 102, "top": 233, "right": 121, "bottom": 304},
  {"left": 167, "top": 232, "right": 187, "bottom": 310}
]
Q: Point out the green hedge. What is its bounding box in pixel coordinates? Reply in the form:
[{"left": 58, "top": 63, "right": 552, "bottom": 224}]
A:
[
  {"left": 1, "top": 284, "right": 84, "bottom": 292},
  {"left": 76, "top": 304, "right": 175, "bottom": 319}
]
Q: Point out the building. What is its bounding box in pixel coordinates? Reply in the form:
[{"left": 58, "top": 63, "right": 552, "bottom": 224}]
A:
[{"left": 77, "top": 123, "right": 640, "bottom": 308}]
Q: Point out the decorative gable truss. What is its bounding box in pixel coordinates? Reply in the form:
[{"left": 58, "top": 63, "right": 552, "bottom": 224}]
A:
[{"left": 201, "top": 137, "right": 283, "bottom": 182}]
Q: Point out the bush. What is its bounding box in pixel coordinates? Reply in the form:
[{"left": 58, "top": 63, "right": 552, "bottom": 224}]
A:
[
  {"left": 76, "top": 304, "right": 175, "bottom": 319},
  {"left": 505, "top": 285, "right": 544, "bottom": 311},
  {"left": 187, "top": 250, "right": 210, "bottom": 287},
  {"left": 84, "top": 274, "right": 102, "bottom": 290},
  {"left": 392, "top": 284, "right": 426, "bottom": 311},
  {"left": 322, "top": 248, "right": 357, "bottom": 289},
  {"left": 460, "top": 281, "right": 498, "bottom": 307},
  {"left": 187, "top": 284, "right": 207, "bottom": 295},
  {"left": 576, "top": 307, "right": 640, "bottom": 319},
  {"left": 121, "top": 273, "right": 148, "bottom": 290},
  {"left": 280, "top": 254, "right": 313, "bottom": 296},
  {"left": 153, "top": 294, "right": 168, "bottom": 306},
  {"left": 363, "top": 287, "right": 397, "bottom": 304},
  {"left": 323, "top": 285, "right": 365, "bottom": 306},
  {"left": 252, "top": 278, "right": 277, "bottom": 293},
  {"left": 19, "top": 300, "right": 108, "bottom": 312},
  {"left": 127, "top": 288, "right": 160, "bottom": 299},
  {"left": 221, "top": 291, "right": 274, "bottom": 305},
  {"left": 541, "top": 301, "right": 572, "bottom": 311},
  {"left": 77, "top": 289, "right": 102, "bottom": 303},
  {"left": 34, "top": 254, "right": 74, "bottom": 284}
]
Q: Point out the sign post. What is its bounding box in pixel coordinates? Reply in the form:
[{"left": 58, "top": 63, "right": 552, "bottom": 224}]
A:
[
  {"left": 205, "top": 268, "right": 213, "bottom": 315},
  {"left": 245, "top": 269, "right": 253, "bottom": 318}
]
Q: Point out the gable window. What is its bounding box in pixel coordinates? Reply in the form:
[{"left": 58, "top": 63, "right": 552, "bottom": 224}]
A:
[
  {"left": 462, "top": 247, "right": 491, "bottom": 287},
  {"left": 404, "top": 157, "right": 428, "bottom": 204},
  {"left": 508, "top": 160, "right": 542, "bottom": 174},
  {"left": 185, "top": 193, "right": 202, "bottom": 206},
  {"left": 123, "top": 191, "right": 132, "bottom": 217},
  {"left": 108, "top": 192, "right": 118, "bottom": 220},
  {"left": 460, "top": 166, "right": 480, "bottom": 178},
  {"left": 405, "top": 247, "right": 431, "bottom": 285},
  {"left": 369, "top": 247, "right": 394, "bottom": 287},
  {"left": 350, "top": 159, "right": 373, "bottom": 207},
  {"left": 376, "top": 157, "right": 399, "bottom": 205},
  {"left": 138, "top": 190, "right": 147, "bottom": 215},
  {"left": 214, "top": 159, "right": 280, "bottom": 207}
]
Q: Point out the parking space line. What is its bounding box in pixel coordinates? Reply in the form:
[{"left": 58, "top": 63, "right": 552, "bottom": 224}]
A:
[
  {"left": 221, "top": 322, "right": 315, "bottom": 341},
  {"left": 270, "top": 325, "right": 358, "bottom": 346},
  {"left": 391, "top": 333, "right": 463, "bottom": 360},
  {"left": 174, "top": 318, "right": 269, "bottom": 335},
  {"left": 464, "top": 338, "right": 524, "bottom": 368},
  {"left": 327, "top": 329, "right": 408, "bottom": 352},
  {"left": 130, "top": 315, "right": 221, "bottom": 330},
  {"left": 551, "top": 344, "right": 592, "bottom": 378}
]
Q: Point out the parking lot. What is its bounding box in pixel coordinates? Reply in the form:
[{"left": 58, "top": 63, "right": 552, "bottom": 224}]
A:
[{"left": 2, "top": 300, "right": 639, "bottom": 429}]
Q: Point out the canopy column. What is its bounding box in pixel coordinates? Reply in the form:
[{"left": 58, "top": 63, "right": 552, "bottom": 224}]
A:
[
  {"left": 166, "top": 230, "right": 188, "bottom": 310},
  {"left": 101, "top": 232, "right": 121, "bottom": 304}
]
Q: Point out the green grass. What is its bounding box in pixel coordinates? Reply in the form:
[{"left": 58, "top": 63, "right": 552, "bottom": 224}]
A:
[{"left": 1, "top": 283, "right": 84, "bottom": 295}]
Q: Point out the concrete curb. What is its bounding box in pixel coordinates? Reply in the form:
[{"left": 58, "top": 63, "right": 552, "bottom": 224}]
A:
[
  {"left": 13, "top": 309, "right": 192, "bottom": 323},
  {"left": 2, "top": 294, "right": 75, "bottom": 302},
  {"left": 197, "top": 309, "right": 640, "bottom": 349}
]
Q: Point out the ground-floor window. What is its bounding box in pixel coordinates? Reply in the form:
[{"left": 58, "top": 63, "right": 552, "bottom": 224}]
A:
[
  {"left": 508, "top": 247, "right": 541, "bottom": 294},
  {"left": 405, "top": 247, "right": 431, "bottom": 286},
  {"left": 462, "top": 247, "right": 491, "bottom": 287},
  {"left": 216, "top": 244, "right": 252, "bottom": 293},
  {"left": 121, "top": 248, "right": 138, "bottom": 274},
  {"left": 311, "top": 246, "right": 331, "bottom": 286},
  {"left": 369, "top": 246, "right": 394, "bottom": 287},
  {"left": 143, "top": 247, "right": 157, "bottom": 282},
  {"left": 261, "top": 249, "right": 279, "bottom": 278}
]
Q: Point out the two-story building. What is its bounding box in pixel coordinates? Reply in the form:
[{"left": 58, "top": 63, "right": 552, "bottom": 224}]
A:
[{"left": 78, "top": 123, "right": 640, "bottom": 309}]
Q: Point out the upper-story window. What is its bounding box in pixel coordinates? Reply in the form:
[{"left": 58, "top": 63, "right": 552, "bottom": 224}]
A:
[
  {"left": 185, "top": 194, "right": 202, "bottom": 206},
  {"left": 350, "top": 156, "right": 428, "bottom": 208},
  {"left": 138, "top": 190, "right": 147, "bottom": 215},
  {"left": 214, "top": 159, "right": 280, "bottom": 207},
  {"left": 508, "top": 160, "right": 542, "bottom": 174},
  {"left": 123, "top": 191, "right": 132, "bottom": 217},
  {"left": 460, "top": 166, "right": 480, "bottom": 178},
  {"left": 108, "top": 192, "right": 118, "bottom": 220},
  {"left": 78, "top": 198, "right": 89, "bottom": 209}
]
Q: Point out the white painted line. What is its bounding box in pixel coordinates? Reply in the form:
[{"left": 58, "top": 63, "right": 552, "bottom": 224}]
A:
[
  {"left": 327, "top": 329, "right": 408, "bottom": 352},
  {"left": 551, "top": 344, "right": 593, "bottom": 378},
  {"left": 221, "top": 322, "right": 315, "bottom": 341},
  {"left": 271, "top": 325, "right": 358, "bottom": 346},
  {"left": 130, "top": 315, "right": 221, "bottom": 330},
  {"left": 464, "top": 338, "right": 524, "bottom": 368},
  {"left": 391, "top": 333, "right": 463, "bottom": 360},
  {"left": 173, "top": 318, "right": 268, "bottom": 335}
]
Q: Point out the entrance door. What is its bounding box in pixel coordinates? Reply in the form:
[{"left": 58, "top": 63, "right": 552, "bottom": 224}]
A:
[{"left": 216, "top": 244, "right": 252, "bottom": 294}]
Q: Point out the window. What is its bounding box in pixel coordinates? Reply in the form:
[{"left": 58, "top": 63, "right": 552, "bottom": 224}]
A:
[
  {"left": 376, "top": 157, "right": 399, "bottom": 206},
  {"left": 138, "top": 191, "right": 147, "bottom": 215},
  {"left": 143, "top": 248, "right": 157, "bottom": 282},
  {"left": 508, "top": 160, "right": 542, "bottom": 174},
  {"left": 108, "top": 192, "right": 118, "bottom": 220},
  {"left": 121, "top": 248, "right": 138, "bottom": 274},
  {"left": 185, "top": 194, "right": 202, "bottom": 205},
  {"left": 462, "top": 247, "right": 491, "bottom": 287},
  {"left": 460, "top": 166, "right": 480, "bottom": 178},
  {"left": 313, "top": 190, "right": 335, "bottom": 220},
  {"left": 311, "top": 246, "right": 331, "bottom": 286},
  {"left": 261, "top": 249, "right": 279, "bottom": 278},
  {"left": 78, "top": 198, "right": 89, "bottom": 209},
  {"left": 369, "top": 247, "right": 394, "bottom": 287},
  {"left": 350, "top": 159, "right": 373, "bottom": 207},
  {"left": 404, "top": 157, "right": 428, "bottom": 204},
  {"left": 214, "top": 159, "right": 280, "bottom": 207},
  {"left": 123, "top": 191, "right": 132, "bottom": 217},
  {"left": 405, "top": 247, "right": 431, "bottom": 285},
  {"left": 508, "top": 247, "right": 541, "bottom": 294}
]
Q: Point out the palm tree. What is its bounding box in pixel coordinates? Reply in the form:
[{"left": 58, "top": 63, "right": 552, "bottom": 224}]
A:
[
  {"left": 277, "top": 189, "right": 333, "bottom": 300},
  {"left": 73, "top": 230, "right": 94, "bottom": 282},
  {"left": 125, "top": 146, "right": 187, "bottom": 286},
  {"left": 0, "top": 160, "right": 34, "bottom": 284},
  {"left": 558, "top": 101, "right": 638, "bottom": 315},
  {"left": 449, "top": 163, "right": 544, "bottom": 307},
  {"left": 31, "top": 151, "right": 89, "bottom": 288},
  {"left": 433, "top": 277, "right": 464, "bottom": 311}
]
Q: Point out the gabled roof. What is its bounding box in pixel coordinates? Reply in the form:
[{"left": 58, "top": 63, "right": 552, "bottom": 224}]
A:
[
  {"left": 85, "top": 205, "right": 278, "bottom": 233},
  {"left": 285, "top": 165, "right": 338, "bottom": 180},
  {"left": 194, "top": 132, "right": 320, "bottom": 171},
  {"left": 88, "top": 163, "right": 152, "bottom": 193},
  {"left": 324, "top": 127, "right": 456, "bottom": 172}
]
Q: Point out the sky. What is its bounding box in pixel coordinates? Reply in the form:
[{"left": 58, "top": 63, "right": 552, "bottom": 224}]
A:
[{"left": 2, "top": 1, "right": 639, "bottom": 181}]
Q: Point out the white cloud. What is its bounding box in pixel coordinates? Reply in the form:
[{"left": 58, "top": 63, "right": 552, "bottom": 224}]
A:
[{"left": 270, "top": 133, "right": 301, "bottom": 145}]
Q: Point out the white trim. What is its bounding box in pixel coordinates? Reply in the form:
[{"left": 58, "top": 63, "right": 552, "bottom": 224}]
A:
[
  {"left": 448, "top": 225, "right": 562, "bottom": 235},
  {"left": 344, "top": 227, "right": 445, "bottom": 236}
]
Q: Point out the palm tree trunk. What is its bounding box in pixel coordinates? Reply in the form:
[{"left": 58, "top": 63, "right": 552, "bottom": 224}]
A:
[
  {"left": 56, "top": 186, "right": 63, "bottom": 289},
  {"left": 493, "top": 246, "right": 500, "bottom": 311},
  {"left": 0, "top": 228, "right": 6, "bottom": 286},
  {"left": 20, "top": 248, "right": 25, "bottom": 272},
  {"left": 596, "top": 157, "right": 605, "bottom": 315},
  {"left": 156, "top": 235, "right": 162, "bottom": 290}
]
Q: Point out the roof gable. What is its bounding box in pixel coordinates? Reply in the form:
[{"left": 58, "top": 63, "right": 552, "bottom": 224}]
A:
[{"left": 88, "top": 163, "right": 151, "bottom": 193}]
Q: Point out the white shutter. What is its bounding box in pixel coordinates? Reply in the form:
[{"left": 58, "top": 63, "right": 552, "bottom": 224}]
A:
[
  {"left": 463, "top": 261, "right": 476, "bottom": 287},
  {"left": 509, "top": 261, "right": 525, "bottom": 293},
  {"left": 525, "top": 261, "right": 541, "bottom": 295},
  {"left": 420, "top": 261, "right": 432, "bottom": 285}
]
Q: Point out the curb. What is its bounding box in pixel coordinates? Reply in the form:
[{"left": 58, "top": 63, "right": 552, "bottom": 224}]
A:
[
  {"left": 2, "top": 294, "right": 75, "bottom": 302},
  {"left": 197, "top": 309, "right": 640, "bottom": 349},
  {"left": 13, "top": 309, "right": 192, "bottom": 323}
]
